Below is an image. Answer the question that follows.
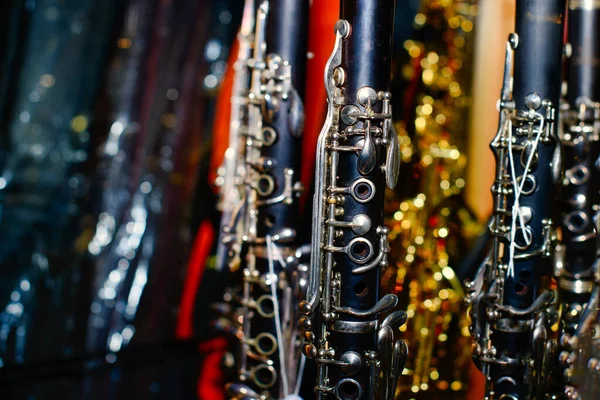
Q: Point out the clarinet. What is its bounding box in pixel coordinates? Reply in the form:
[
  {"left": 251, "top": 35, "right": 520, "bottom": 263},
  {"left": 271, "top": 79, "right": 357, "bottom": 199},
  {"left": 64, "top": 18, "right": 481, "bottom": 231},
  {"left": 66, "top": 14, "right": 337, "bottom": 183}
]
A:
[
  {"left": 563, "top": 212, "right": 600, "bottom": 400},
  {"left": 466, "top": 1, "right": 565, "bottom": 399},
  {"left": 209, "top": 0, "right": 256, "bottom": 383},
  {"left": 299, "top": 1, "right": 408, "bottom": 399},
  {"left": 224, "top": 0, "right": 310, "bottom": 398},
  {"left": 558, "top": 2, "right": 600, "bottom": 398},
  {"left": 215, "top": 0, "right": 256, "bottom": 273}
]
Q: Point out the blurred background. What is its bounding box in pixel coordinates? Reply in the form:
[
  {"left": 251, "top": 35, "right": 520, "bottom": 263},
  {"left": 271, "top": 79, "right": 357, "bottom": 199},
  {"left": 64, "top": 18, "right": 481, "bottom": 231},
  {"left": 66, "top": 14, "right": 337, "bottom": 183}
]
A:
[{"left": 0, "top": 0, "right": 515, "bottom": 399}]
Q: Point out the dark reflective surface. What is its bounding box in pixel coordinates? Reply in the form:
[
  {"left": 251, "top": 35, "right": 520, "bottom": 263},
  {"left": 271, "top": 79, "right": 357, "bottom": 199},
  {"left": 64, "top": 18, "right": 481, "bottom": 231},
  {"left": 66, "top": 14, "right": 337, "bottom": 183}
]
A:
[{"left": 0, "top": 0, "right": 241, "bottom": 398}]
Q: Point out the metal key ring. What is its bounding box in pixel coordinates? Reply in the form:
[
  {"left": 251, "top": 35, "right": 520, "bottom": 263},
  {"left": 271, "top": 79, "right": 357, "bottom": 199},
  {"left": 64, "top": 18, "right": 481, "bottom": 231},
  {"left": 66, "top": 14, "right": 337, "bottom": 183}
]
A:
[
  {"left": 516, "top": 174, "right": 536, "bottom": 196},
  {"left": 566, "top": 164, "right": 589, "bottom": 186},
  {"left": 513, "top": 226, "right": 534, "bottom": 250},
  {"left": 251, "top": 363, "right": 277, "bottom": 389},
  {"left": 262, "top": 126, "right": 277, "bottom": 147},
  {"left": 255, "top": 174, "right": 275, "bottom": 196},
  {"left": 564, "top": 210, "right": 589, "bottom": 233},
  {"left": 350, "top": 178, "right": 376, "bottom": 203},
  {"left": 255, "top": 294, "right": 276, "bottom": 318},
  {"left": 347, "top": 237, "right": 374, "bottom": 265},
  {"left": 246, "top": 332, "right": 277, "bottom": 356},
  {"left": 335, "top": 378, "right": 363, "bottom": 400}
]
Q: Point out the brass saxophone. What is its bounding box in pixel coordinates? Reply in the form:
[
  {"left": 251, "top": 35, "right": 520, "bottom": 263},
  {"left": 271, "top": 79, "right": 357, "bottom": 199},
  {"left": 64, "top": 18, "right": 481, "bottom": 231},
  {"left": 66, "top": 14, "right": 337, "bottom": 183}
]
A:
[{"left": 382, "top": 1, "right": 481, "bottom": 398}]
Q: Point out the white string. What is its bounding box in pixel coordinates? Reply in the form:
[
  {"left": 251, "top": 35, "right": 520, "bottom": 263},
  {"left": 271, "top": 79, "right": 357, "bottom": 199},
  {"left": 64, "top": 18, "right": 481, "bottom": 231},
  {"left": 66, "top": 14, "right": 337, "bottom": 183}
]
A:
[
  {"left": 267, "top": 237, "right": 307, "bottom": 399},
  {"left": 266, "top": 235, "right": 290, "bottom": 396},
  {"left": 506, "top": 110, "right": 545, "bottom": 277},
  {"left": 293, "top": 355, "right": 306, "bottom": 396}
]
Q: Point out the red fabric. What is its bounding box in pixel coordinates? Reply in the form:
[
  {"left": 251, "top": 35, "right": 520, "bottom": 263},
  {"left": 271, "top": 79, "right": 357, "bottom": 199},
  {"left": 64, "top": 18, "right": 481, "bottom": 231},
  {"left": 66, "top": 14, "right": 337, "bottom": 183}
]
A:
[
  {"left": 176, "top": 220, "right": 215, "bottom": 339},
  {"left": 197, "top": 338, "right": 228, "bottom": 400},
  {"left": 467, "top": 360, "right": 485, "bottom": 400}
]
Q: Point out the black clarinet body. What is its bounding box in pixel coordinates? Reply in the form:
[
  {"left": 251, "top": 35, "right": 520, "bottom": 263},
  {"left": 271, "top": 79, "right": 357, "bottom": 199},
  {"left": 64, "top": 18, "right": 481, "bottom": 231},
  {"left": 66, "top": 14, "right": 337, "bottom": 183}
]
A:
[
  {"left": 467, "top": 1, "right": 566, "bottom": 399},
  {"left": 505, "top": 1, "right": 564, "bottom": 309},
  {"left": 224, "top": 0, "right": 310, "bottom": 398},
  {"left": 300, "top": 1, "right": 407, "bottom": 399},
  {"left": 557, "top": 2, "right": 600, "bottom": 398},
  {"left": 257, "top": 0, "right": 308, "bottom": 235},
  {"left": 331, "top": 1, "right": 395, "bottom": 396},
  {"left": 558, "top": 0, "right": 600, "bottom": 355},
  {"left": 566, "top": 2, "right": 600, "bottom": 106}
]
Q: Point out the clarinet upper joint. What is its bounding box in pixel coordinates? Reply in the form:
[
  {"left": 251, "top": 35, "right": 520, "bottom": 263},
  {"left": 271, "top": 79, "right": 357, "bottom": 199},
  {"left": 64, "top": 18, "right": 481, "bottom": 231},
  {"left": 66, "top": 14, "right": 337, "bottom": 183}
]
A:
[
  {"left": 299, "top": 17, "right": 406, "bottom": 400},
  {"left": 467, "top": 7, "right": 565, "bottom": 395}
]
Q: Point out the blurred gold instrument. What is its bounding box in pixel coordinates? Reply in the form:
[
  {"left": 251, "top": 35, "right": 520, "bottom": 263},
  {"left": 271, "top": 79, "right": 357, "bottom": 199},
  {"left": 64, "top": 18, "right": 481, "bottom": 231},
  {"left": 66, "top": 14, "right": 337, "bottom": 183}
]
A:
[{"left": 382, "top": 1, "right": 482, "bottom": 398}]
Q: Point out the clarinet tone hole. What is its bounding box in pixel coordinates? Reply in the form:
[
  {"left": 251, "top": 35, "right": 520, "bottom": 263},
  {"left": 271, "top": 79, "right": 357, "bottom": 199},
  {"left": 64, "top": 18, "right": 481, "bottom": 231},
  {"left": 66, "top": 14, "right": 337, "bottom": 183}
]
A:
[
  {"left": 513, "top": 227, "right": 533, "bottom": 250},
  {"left": 570, "top": 166, "right": 589, "bottom": 185},
  {"left": 347, "top": 238, "right": 374, "bottom": 264},
  {"left": 255, "top": 332, "right": 277, "bottom": 356},
  {"left": 350, "top": 241, "right": 370, "bottom": 261},
  {"left": 253, "top": 364, "right": 277, "bottom": 389},
  {"left": 256, "top": 295, "right": 275, "bottom": 318},
  {"left": 256, "top": 175, "right": 275, "bottom": 196},
  {"left": 335, "top": 378, "right": 362, "bottom": 400},
  {"left": 353, "top": 281, "right": 369, "bottom": 297},
  {"left": 356, "top": 184, "right": 369, "bottom": 198},
  {"left": 351, "top": 178, "right": 375, "bottom": 203},
  {"left": 518, "top": 175, "right": 536, "bottom": 195},
  {"left": 565, "top": 211, "right": 588, "bottom": 233},
  {"left": 262, "top": 126, "right": 277, "bottom": 146}
]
